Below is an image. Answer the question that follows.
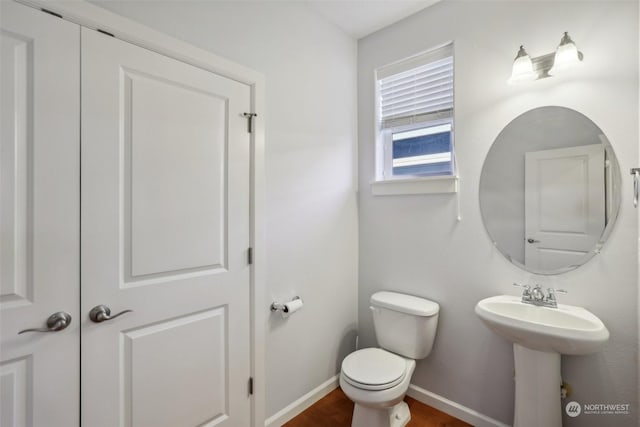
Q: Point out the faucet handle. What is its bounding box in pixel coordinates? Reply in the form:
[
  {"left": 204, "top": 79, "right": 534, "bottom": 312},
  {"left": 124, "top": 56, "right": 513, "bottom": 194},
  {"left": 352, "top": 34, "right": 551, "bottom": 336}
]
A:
[
  {"left": 546, "top": 287, "right": 567, "bottom": 297},
  {"left": 545, "top": 288, "right": 567, "bottom": 305},
  {"left": 513, "top": 282, "right": 532, "bottom": 299}
]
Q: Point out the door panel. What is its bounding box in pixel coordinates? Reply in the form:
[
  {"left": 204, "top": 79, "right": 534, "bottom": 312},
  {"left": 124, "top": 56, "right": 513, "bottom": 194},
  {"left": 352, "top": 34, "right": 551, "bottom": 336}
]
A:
[
  {"left": 128, "top": 70, "right": 227, "bottom": 277},
  {"left": 81, "top": 27, "right": 251, "bottom": 427},
  {"left": 124, "top": 308, "right": 227, "bottom": 427},
  {"left": 0, "top": 2, "right": 80, "bottom": 426},
  {"left": 524, "top": 144, "right": 605, "bottom": 270}
]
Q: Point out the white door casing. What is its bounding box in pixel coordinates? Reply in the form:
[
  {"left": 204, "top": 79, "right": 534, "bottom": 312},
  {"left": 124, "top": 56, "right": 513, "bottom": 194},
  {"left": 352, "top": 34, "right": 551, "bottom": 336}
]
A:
[
  {"left": 0, "top": 2, "right": 80, "bottom": 426},
  {"left": 524, "top": 144, "right": 605, "bottom": 271},
  {"left": 81, "top": 27, "right": 251, "bottom": 427}
]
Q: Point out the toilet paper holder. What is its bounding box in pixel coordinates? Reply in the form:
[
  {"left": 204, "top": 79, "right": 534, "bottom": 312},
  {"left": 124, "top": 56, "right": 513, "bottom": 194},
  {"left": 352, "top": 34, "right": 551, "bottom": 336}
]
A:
[{"left": 271, "top": 296, "right": 302, "bottom": 313}]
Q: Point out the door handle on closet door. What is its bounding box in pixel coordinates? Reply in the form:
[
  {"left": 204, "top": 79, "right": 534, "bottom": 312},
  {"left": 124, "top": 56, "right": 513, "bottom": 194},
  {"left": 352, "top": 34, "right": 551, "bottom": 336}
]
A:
[
  {"left": 89, "top": 305, "right": 133, "bottom": 323},
  {"left": 18, "top": 312, "right": 72, "bottom": 334}
]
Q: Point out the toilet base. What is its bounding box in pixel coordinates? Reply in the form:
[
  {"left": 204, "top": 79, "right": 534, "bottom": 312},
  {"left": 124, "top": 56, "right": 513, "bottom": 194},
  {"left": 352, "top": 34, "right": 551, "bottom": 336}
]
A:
[{"left": 352, "top": 401, "right": 411, "bottom": 427}]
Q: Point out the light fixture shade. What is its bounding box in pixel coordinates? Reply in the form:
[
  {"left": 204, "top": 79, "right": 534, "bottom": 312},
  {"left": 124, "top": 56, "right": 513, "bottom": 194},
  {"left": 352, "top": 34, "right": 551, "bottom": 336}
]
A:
[
  {"left": 508, "top": 46, "right": 537, "bottom": 84},
  {"left": 549, "top": 32, "right": 582, "bottom": 75}
]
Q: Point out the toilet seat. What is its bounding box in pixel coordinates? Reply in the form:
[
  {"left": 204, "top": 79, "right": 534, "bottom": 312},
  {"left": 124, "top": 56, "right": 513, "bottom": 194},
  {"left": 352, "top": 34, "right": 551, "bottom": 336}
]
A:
[{"left": 341, "top": 348, "right": 407, "bottom": 391}]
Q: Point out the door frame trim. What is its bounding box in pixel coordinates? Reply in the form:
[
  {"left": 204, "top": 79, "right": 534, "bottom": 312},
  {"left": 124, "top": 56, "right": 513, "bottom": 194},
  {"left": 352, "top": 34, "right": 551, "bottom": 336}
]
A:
[{"left": 13, "top": 1, "right": 266, "bottom": 425}]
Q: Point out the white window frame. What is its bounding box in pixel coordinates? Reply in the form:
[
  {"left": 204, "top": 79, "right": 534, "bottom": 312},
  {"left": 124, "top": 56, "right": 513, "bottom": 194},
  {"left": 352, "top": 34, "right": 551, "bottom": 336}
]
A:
[{"left": 372, "top": 42, "right": 458, "bottom": 196}]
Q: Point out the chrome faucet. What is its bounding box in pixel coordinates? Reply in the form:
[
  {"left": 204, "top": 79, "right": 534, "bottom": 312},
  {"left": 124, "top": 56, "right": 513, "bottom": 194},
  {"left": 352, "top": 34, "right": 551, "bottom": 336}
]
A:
[
  {"left": 531, "top": 285, "right": 545, "bottom": 302},
  {"left": 513, "top": 283, "right": 567, "bottom": 308}
]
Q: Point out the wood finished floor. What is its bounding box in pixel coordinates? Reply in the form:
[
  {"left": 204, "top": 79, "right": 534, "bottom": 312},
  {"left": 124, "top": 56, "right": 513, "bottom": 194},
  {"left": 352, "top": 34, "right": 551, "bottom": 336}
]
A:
[{"left": 283, "top": 388, "right": 472, "bottom": 427}]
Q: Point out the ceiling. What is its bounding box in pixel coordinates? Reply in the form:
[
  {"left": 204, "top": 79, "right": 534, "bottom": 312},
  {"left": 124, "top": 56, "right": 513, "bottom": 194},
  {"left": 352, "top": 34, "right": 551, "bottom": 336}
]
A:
[{"left": 307, "top": 0, "right": 440, "bottom": 39}]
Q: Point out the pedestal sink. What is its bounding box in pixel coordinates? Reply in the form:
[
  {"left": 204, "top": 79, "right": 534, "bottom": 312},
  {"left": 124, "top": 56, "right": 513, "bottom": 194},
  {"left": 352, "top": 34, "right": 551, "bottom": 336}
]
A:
[{"left": 475, "top": 295, "right": 609, "bottom": 427}]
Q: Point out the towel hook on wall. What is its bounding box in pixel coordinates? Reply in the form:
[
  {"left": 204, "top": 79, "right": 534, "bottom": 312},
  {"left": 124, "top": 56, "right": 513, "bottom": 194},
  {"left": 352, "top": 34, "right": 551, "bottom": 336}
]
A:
[{"left": 631, "top": 168, "right": 640, "bottom": 208}]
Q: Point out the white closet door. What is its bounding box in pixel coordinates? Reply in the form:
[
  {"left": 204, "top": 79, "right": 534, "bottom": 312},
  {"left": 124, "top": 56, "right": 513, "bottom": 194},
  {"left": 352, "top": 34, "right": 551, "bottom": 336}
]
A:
[
  {"left": 0, "top": 2, "right": 80, "bottom": 427},
  {"left": 81, "top": 28, "right": 252, "bottom": 427},
  {"left": 525, "top": 144, "right": 605, "bottom": 270}
]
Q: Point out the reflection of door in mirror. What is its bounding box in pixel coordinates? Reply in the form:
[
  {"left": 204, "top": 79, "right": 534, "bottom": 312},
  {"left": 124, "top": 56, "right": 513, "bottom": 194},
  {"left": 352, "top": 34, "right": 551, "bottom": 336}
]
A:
[{"left": 524, "top": 144, "right": 605, "bottom": 270}]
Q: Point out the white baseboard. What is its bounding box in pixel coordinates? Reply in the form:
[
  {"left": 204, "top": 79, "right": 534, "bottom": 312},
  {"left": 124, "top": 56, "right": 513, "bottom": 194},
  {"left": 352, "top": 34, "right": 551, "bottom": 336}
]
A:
[
  {"left": 265, "top": 375, "right": 339, "bottom": 427},
  {"left": 407, "top": 384, "right": 511, "bottom": 427}
]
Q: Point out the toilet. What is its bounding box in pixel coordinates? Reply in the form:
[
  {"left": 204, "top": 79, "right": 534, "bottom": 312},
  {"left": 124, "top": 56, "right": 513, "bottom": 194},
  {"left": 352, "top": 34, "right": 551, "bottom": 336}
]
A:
[{"left": 339, "top": 291, "right": 439, "bottom": 427}]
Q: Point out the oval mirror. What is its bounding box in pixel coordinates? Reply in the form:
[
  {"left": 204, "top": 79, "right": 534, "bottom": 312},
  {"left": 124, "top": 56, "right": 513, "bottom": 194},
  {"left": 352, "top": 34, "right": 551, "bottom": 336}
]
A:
[{"left": 479, "top": 106, "right": 621, "bottom": 274}]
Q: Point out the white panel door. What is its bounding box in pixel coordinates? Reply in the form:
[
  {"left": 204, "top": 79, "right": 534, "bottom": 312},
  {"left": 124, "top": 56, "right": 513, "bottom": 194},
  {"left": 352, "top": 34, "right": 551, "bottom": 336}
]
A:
[
  {"left": 81, "top": 28, "right": 251, "bottom": 427},
  {"left": 0, "top": 2, "right": 80, "bottom": 427},
  {"left": 524, "top": 144, "right": 605, "bottom": 270}
]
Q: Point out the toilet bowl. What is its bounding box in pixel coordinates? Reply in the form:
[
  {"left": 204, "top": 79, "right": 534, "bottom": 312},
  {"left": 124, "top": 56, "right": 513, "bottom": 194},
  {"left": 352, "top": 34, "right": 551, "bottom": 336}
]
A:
[
  {"left": 340, "top": 348, "right": 416, "bottom": 427},
  {"left": 339, "top": 292, "right": 439, "bottom": 427}
]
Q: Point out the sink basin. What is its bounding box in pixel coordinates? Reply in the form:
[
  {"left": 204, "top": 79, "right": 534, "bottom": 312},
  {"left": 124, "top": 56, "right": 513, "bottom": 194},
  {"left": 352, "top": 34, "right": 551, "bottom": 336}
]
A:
[{"left": 475, "top": 295, "right": 609, "bottom": 355}]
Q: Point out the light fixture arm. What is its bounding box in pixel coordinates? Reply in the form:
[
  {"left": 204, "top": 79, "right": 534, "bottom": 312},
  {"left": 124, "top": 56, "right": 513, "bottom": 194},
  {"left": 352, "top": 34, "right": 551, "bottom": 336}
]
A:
[{"left": 529, "top": 52, "right": 556, "bottom": 79}]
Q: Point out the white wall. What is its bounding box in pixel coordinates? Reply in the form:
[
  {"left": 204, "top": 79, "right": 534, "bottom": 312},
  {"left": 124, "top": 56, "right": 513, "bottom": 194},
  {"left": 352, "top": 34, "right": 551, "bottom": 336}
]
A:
[
  {"left": 89, "top": 0, "right": 359, "bottom": 420},
  {"left": 358, "top": 1, "right": 638, "bottom": 426}
]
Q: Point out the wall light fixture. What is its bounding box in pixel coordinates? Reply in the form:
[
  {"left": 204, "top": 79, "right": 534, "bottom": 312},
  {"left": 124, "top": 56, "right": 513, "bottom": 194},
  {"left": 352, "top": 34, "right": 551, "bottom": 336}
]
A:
[{"left": 509, "top": 31, "right": 583, "bottom": 84}]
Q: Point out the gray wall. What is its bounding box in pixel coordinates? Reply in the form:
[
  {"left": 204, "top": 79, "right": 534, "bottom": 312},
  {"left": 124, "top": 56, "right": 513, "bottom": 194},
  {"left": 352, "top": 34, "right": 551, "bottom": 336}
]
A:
[
  {"left": 90, "top": 0, "right": 359, "bottom": 419},
  {"left": 358, "top": 1, "right": 638, "bottom": 426}
]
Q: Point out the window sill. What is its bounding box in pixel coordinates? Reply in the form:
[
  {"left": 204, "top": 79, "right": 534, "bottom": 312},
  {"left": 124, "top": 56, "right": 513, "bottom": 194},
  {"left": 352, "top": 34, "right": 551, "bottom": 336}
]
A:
[{"left": 371, "top": 175, "right": 458, "bottom": 196}]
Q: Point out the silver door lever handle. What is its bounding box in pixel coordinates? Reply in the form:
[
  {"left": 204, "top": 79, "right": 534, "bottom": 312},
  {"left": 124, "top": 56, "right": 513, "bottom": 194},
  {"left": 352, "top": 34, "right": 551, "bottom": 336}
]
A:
[
  {"left": 89, "top": 305, "right": 133, "bottom": 323},
  {"left": 18, "top": 312, "right": 72, "bottom": 334}
]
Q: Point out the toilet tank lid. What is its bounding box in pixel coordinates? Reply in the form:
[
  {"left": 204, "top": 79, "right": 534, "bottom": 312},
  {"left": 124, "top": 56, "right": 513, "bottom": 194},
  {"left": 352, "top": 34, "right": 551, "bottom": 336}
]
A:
[{"left": 370, "top": 291, "right": 439, "bottom": 316}]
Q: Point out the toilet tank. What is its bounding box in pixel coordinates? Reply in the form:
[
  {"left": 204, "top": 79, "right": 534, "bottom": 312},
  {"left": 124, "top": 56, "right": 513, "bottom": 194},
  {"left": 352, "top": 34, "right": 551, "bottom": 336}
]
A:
[{"left": 370, "top": 291, "right": 439, "bottom": 359}]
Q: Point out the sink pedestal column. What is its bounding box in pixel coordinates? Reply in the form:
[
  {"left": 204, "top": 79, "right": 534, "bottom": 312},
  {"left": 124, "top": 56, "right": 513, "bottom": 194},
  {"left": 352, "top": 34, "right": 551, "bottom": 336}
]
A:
[{"left": 513, "top": 344, "right": 562, "bottom": 427}]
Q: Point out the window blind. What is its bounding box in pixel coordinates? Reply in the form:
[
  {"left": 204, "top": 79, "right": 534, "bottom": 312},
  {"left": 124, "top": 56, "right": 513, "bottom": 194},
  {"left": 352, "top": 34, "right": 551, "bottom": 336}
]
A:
[{"left": 378, "top": 45, "right": 453, "bottom": 129}]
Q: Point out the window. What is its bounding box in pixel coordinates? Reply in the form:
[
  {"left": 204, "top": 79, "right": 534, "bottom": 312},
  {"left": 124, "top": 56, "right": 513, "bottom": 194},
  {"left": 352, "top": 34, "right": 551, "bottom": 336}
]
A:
[{"left": 376, "top": 43, "right": 454, "bottom": 183}]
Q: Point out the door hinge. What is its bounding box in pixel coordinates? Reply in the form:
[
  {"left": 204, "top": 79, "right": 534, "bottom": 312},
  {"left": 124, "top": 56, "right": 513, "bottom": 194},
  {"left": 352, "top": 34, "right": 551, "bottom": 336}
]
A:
[
  {"left": 248, "top": 377, "right": 254, "bottom": 395},
  {"left": 41, "top": 8, "right": 63, "bottom": 19},
  {"left": 243, "top": 112, "right": 258, "bottom": 133},
  {"left": 247, "top": 247, "right": 253, "bottom": 265}
]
